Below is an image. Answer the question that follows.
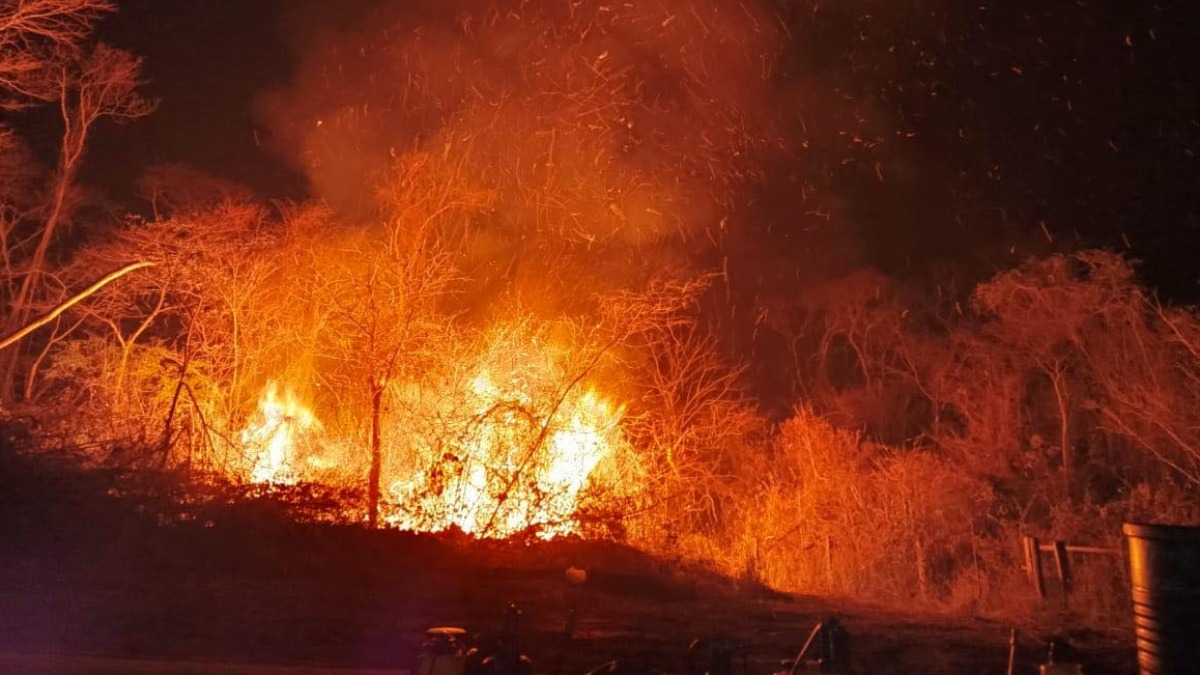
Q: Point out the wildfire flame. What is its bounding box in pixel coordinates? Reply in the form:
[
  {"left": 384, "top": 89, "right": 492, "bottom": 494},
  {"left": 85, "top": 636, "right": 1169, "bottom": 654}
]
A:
[
  {"left": 238, "top": 381, "right": 321, "bottom": 485},
  {"left": 236, "top": 337, "right": 631, "bottom": 539},
  {"left": 386, "top": 367, "right": 624, "bottom": 538}
]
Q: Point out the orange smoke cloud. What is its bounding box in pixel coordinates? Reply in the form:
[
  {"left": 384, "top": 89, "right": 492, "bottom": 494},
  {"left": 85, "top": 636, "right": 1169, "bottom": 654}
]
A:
[{"left": 257, "top": 0, "right": 795, "bottom": 306}]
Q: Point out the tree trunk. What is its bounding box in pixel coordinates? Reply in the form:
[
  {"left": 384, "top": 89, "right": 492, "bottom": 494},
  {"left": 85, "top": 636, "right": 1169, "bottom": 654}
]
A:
[
  {"left": 915, "top": 538, "right": 929, "bottom": 601},
  {"left": 0, "top": 92, "right": 82, "bottom": 400},
  {"left": 367, "top": 381, "right": 384, "bottom": 529},
  {"left": 1049, "top": 362, "right": 1071, "bottom": 480}
]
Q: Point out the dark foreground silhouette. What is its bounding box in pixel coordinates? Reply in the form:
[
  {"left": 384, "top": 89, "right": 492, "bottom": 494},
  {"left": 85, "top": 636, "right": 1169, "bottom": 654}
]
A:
[{"left": 0, "top": 450, "right": 1135, "bottom": 674}]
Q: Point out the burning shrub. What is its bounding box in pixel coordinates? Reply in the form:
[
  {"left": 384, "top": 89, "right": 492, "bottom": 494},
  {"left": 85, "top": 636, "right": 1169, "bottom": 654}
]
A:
[
  {"left": 382, "top": 321, "right": 642, "bottom": 538},
  {"left": 220, "top": 311, "right": 661, "bottom": 540}
]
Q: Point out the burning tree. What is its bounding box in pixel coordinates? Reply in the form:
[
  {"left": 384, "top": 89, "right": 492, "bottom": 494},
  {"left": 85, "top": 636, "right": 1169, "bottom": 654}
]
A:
[
  {"left": 188, "top": 0, "right": 792, "bottom": 538},
  {"left": 40, "top": 201, "right": 281, "bottom": 468},
  {"left": 291, "top": 223, "right": 458, "bottom": 527}
]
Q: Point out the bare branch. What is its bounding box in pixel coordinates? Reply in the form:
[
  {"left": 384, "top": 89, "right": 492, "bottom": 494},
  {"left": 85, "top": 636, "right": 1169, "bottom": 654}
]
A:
[
  {"left": 0, "top": 0, "right": 113, "bottom": 107},
  {"left": 0, "top": 260, "right": 153, "bottom": 352}
]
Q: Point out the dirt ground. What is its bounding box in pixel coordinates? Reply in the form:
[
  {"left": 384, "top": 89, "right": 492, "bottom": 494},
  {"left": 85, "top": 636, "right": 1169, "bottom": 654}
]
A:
[{"left": 0, "top": 504, "right": 1137, "bottom": 675}]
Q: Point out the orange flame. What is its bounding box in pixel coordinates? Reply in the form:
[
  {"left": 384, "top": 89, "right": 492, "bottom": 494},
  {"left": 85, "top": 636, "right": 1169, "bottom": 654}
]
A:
[
  {"left": 386, "top": 366, "right": 624, "bottom": 538},
  {"left": 236, "top": 336, "right": 631, "bottom": 538},
  {"left": 238, "top": 382, "right": 321, "bottom": 485}
]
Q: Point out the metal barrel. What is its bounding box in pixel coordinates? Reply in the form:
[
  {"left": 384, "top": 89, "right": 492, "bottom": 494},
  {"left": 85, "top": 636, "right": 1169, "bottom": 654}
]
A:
[{"left": 1123, "top": 522, "right": 1200, "bottom": 675}]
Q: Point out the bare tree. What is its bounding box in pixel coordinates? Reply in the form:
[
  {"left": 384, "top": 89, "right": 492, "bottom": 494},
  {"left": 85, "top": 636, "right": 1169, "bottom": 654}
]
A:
[
  {"left": 0, "top": 0, "right": 113, "bottom": 107},
  {"left": 626, "top": 318, "right": 759, "bottom": 533},
  {"left": 1, "top": 42, "right": 153, "bottom": 400},
  {"left": 136, "top": 163, "right": 254, "bottom": 220},
  {"left": 0, "top": 127, "right": 38, "bottom": 301},
  {"left": 303, "top": 234, "right": 457, "bottom": 527},
  {"left": 30, "top": 200, "right": 286, "bottom": 475}
]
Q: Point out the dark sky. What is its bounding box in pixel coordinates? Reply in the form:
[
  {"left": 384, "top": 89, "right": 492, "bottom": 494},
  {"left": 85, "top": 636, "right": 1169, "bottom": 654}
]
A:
[
  {"left": 89, "top": 0, "right": 304, "bottom": 199},
  {"left": 69, "top": 0, "right": 1200, "bottom": 300}
]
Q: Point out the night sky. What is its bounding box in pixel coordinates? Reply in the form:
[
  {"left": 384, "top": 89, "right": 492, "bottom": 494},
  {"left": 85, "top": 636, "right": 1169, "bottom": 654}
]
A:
[
  {"left": 89, "top": 0, "right": 303, "bottom": 198},
  {"left": 65, "top": 1, "right": 1200, "bottom": 301}
]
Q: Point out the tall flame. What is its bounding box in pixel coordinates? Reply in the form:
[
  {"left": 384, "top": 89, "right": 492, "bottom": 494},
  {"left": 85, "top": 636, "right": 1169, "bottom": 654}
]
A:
[{"left": 239, "top": 382, "right": 321, "bottom": 485}]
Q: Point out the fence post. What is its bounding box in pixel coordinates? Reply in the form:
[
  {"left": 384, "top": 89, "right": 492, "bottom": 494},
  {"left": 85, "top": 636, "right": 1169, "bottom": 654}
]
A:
[
  {"left": 825, "top": 535, "right": 834, "bottom": 593},
  {"left": 1052, "top": 540, "right": 1072, "bottom": 598},
  {"left": 1023, "top": 535, "right": 1047, "bottom": 599}
]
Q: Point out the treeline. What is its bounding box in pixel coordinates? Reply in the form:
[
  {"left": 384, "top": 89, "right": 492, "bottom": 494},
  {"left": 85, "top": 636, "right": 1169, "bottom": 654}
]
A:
[
  {"left": 676, "top": 251, "right": 1200, "bottom": 623},
  {"left": 18, "top": 183, "right": 736, "bottom": 533}
]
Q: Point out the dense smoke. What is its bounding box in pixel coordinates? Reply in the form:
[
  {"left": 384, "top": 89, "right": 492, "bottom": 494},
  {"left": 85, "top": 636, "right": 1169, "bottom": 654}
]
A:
[
  {"left": 255, "top": 0, "right": 1200, "bottom": 387},
  {"left": 257, "top": 0, "right": 827, "bottom": 310}
]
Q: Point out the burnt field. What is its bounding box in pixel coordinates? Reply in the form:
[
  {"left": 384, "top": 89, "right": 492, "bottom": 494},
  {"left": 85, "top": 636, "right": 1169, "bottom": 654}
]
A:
[{"left": 0, "top": 454, "right": 1135, "bottom": 675}]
